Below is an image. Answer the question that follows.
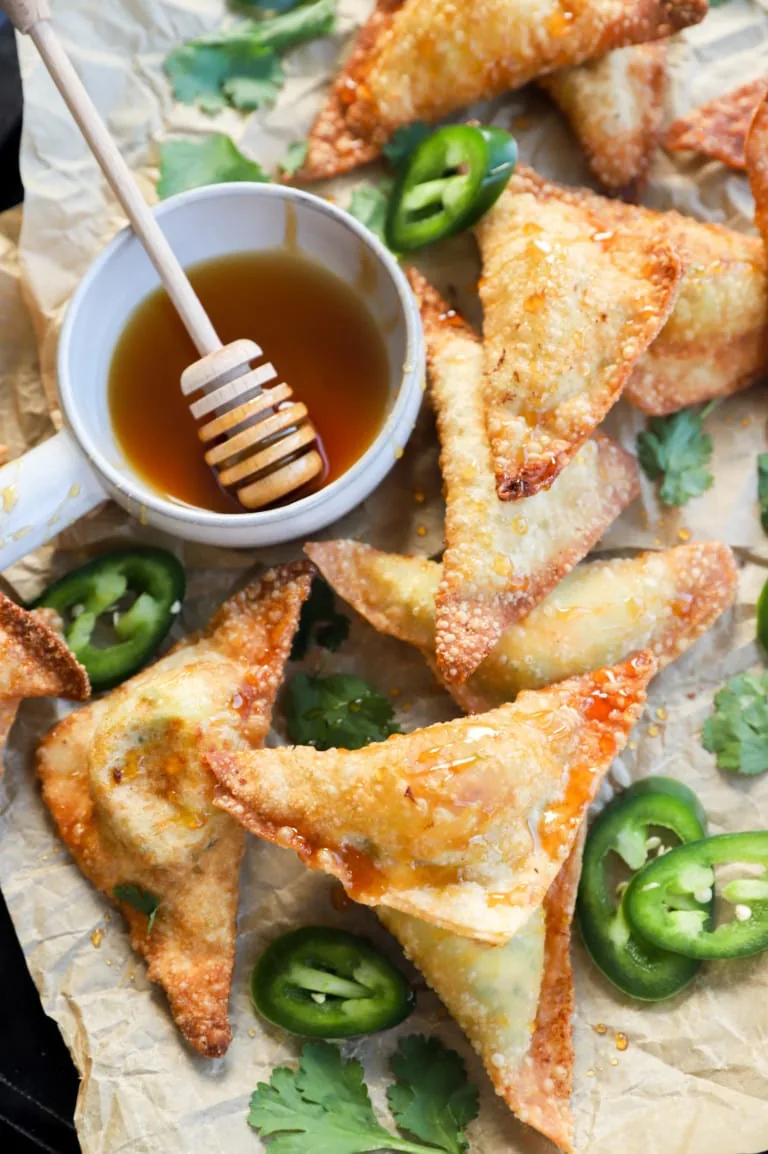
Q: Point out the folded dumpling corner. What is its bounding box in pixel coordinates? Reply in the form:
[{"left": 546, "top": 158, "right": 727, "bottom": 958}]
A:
[{"left": 37, "top": 562, "right": 313, "bottom": 1057}]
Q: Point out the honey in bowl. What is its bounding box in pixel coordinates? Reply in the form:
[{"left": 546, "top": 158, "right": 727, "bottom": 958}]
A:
[{"left": 108, "top": 251, "right": 391, "bottom": 514}]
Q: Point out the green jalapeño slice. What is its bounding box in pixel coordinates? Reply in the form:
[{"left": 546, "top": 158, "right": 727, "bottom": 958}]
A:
[
  {"left": 34, "top": 546, "right": 185, "bottom": 691},
  {"left": 577, "top": 777, "right": 710, "bottom": 1000},
  {"left": 251, "top": 926, "right": 415, "bottom": 1038},
  {"left": 626, "top": 831, "right": 768, "bottom": 960},
  {"left": 385, "top": 124, "right": 516, "bottom": 253}
]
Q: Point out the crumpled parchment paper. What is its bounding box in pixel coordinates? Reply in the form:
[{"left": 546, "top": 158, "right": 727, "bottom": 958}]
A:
[{"left": 2, "top": 1, "right": 768, "bottom": 1151}]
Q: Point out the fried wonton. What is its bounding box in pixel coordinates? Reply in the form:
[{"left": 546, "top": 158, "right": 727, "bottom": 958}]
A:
[
  {"left": 475, "top": 174, "right": 681, "bottom": 497},
  {"left": 665, "top": 78, "right": 767, "bottom": 171},
  {"left": 36, "top": 563, "right": 312, "bottom": 1057},
  {"left": 301, "top": 0, "right": 706, "bottom": 180},
  {"left": 509, "top": 165, "right": 768, "bottom": 415},
  {"left": 409, "top": 269, "right": 639, "bottom": 683},
  {"left": 0, "top": 596, "right": 89, "bottom": 759},
  {"left": 746, "top": 90, "right": 768, "bottom": 252},
  {"left": 541, "top": 42, "right": 667, "bottom": 199},
  {"left": 306, "top": 539, "right": 737, "bottom": 713},
  {"left": 379, "top": 828, "right": 585, "bottom": 1153},
  {"left": 208, "top": 653, "right": 654, "bottom": 944}
]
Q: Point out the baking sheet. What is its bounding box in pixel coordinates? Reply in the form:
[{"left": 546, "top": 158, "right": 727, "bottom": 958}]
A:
[{"left": 2, "top": 1, "right": 768, "bottom": 1151}]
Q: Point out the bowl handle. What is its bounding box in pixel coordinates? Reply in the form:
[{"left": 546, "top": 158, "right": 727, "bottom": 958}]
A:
[{"left": 0, "top": 431, "right": 107, "bottom": 571}]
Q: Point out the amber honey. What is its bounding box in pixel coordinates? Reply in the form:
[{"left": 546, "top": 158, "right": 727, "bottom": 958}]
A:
[{"left": 108, "top": 251, "right": 391, "bottom": 514}]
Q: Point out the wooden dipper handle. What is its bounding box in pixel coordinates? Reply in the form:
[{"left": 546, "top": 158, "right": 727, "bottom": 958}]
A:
[{"left": 3, "top": 0, "right": 221, "bottom": 357}]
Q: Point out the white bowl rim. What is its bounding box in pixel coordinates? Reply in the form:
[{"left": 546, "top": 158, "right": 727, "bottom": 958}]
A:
[{"left": 57, "top": 181, "right": 423, "bottom": 527}]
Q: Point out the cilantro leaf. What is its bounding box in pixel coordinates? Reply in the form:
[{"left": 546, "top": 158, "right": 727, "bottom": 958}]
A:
[
  {"left": 165, "top": 0, "right": 333, "bottom": 115},
  {"left": 387, "top": 1036, "right": 479, "bottom": 1154},
  {"left": 291, "top": 578, "right": 350, "bottom": 660},
  {"left": 280, "top": 139, "right": 309, "bottom": 176},
  {"left": 757, "top": 453, "right": 768, "bottom": 534},
  {"left": 636, "top": 403, "right": 716, "bottom": 507},
  {"left": 225, "top": 0, "right": 335, "bottom": 55},
  {"left": 165, "top": 42, "right": 283, "bottom": 113},
  {"left": 113, "top": 884, "right": 161, "bottom": 932},
  {"left": 222, "top": 55, "right": 285, "bottom": 110},
  {"left": 383, "top": 122, "right": 430, "bottom": 168},
  {"left": 285, "top": 672, "right": 400, "bottom": 750},
  {"left": 248, "top": 1043, "right": 412, "bottom": 1152},
  {"left": 164, "top": 45, "right": 231, "bottom": 115},
  {"left": 157, "top": 135, "right": 270, "bottom": 199},
  {"left": 248, "top": 1039, "right": 478, "bottom": 1154},
  {"left": 702, "top": 671, "right": 768, "bottom": 775},
  {"left": 348, "top": 180, "right": 394, "bottom": 244}
]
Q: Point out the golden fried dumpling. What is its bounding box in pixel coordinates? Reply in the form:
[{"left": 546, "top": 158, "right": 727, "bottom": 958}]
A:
[
  {"left": 666, "top": 78, "right": 767, "bottom": 171},
  {"left": 305, "top": 539, "right": 737, "bottom": 714},
  {"left": 208, "top": 654, "right": 654, "bottom": 944},
  {"left": 475, "top": 173, "right": 681, "bottom": 497},
  {"left": 379, "top": 829, "right": 585, "bottom": 1152},
  {"left": 302, "top": 0, "right": 706, "bottom": 179},
  {"left": 409, "top": 270, "right": 639, "bottom": 683},
  {"left": 37, "top": 563, "right": 313, "bottom": 1058},
  {"left": 0, "top": 596, "right": 89, "bottom": 758},
  {"left": 541, "top": 42, "right": 667, "bottom": 198},
  {"left": 509, "top": 165, "right": 768, "bottom": 415}
]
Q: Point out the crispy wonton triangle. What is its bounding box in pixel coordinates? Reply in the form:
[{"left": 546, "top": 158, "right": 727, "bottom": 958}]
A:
[
  {"left": 208, "top": 653, "right": 654, "bottom": 944},
  {"left": 0, "top": 597, "right": 89, "bottom": 760},
  {"left": 37, "top": 563, "right": 313, "bottom": 1058},
  {"left": 0, "top": 598, "right": 88, "bottom": 698},
  {"left": 301, "top": 0, "right": 706, "bottom": 180},
  {"left": 666, "top": 79, "right": 767, "bottom": 171},
  {"left": 541, "top": 42, "right": 667, "bottom": 198},
  {"left": 409, "top": 270, "right": 639, "bottom": 683},
  {"left": 306, "top": 539, "right": 737, "bottom": 713},
  {"left": 509, "top": 165, "right": 768, "bottom": 415},
  {"left": 746, "top": 90, "right": 768, "bottom": 252},
  {"left": 474, "top": 174, "right": 681, "bottom": 497},
  {"left": 379, "top": 828, "right": 585, "bottom": 1153}
]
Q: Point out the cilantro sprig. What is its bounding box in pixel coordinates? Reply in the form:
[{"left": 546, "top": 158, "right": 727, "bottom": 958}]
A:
[
  {"left": 291, "top": 578, "right": 350, "bottom": 661},
  {"left": 387, "top": 1036, "right": 479, "bottom": 1154},
  {"left": 285, "top": 672, "right": 400, "bottom": 750},
  {"left": 164, "top": 0, "right": 335, "bottom": 115},
  {"left": 348, "top": 181, "right": 394, "bottom": 244},
  {"left": 248, "top": 1036, "right": 479, "bottom": 1153},
  {"left": 636, "top": 401, "right": 717, "bottom": 507},
  {"left": 165, "top": 41, "right": 284, "bottom": 114},
  {"left": 702, "top": 671, "right": 768, "bottom": 775},
  {"left": 113, "top": 884, "right": 161, "bottom": 932},
  {"left": 280, "top": 139, "right": 309, "bottom": 177},
  {"left": 157, "top": 134, "right": 269, "bottom": 200}
]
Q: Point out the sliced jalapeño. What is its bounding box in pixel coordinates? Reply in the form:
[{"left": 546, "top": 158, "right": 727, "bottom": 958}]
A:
[
  {"left": 577, "top": 777, "right": 710, "bottom": 1000},
  {"left": 251, "top": 925, "right": 414, "bottom": 1038},
  {"left": 385, "top": 124, "right": 516, "bottom": 253}
]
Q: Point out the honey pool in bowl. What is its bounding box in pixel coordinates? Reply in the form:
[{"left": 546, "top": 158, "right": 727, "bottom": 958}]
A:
[{"left": 109, "top": 250, "right": 391, "bottom": 514}]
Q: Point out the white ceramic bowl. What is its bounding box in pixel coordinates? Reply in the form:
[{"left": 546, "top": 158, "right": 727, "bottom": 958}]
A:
[{"left": 0, "top": 182, "right": 424, "bottom": 566}]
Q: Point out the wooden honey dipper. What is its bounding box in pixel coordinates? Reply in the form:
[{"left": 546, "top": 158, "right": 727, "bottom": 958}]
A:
[{"left": 5, "top": 0, "right": 324, "bottom": 510}]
